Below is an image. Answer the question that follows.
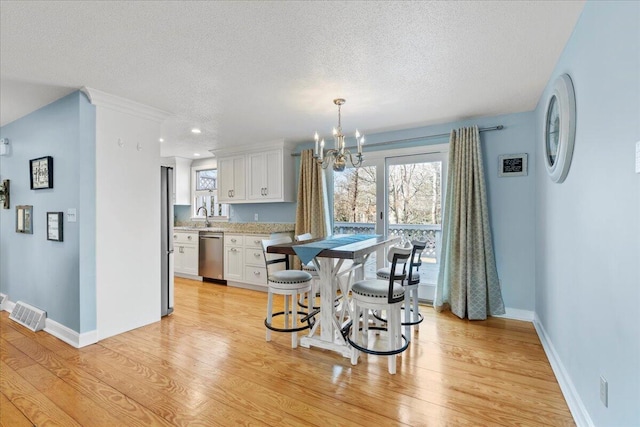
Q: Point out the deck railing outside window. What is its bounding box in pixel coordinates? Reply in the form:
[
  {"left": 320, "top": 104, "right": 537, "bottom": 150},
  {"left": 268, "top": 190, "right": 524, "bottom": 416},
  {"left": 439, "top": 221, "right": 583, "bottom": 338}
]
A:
[{"left": 333, "top": 222, "right": 441, "bottom": 284}]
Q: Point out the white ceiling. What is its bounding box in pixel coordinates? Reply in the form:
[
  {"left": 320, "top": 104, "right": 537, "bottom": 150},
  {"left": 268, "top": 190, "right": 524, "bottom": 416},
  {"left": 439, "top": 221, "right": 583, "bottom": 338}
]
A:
[{"left": 0, "top": 1, "right": 584, "bottom": 159}]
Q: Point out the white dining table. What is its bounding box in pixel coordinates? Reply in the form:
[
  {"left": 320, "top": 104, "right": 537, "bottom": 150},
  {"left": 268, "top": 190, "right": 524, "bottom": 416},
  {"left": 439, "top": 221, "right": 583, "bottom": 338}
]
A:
[{"left": 267, "top": 234, "right": 400, "bottom": 358}]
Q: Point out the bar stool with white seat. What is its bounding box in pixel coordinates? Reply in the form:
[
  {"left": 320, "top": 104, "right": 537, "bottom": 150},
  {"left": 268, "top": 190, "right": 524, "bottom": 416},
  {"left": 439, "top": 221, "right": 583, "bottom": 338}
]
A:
[
  {"left": 376, "top": 240, "right": 426, "bottom": 342},
  {"left": 262, "top": 237, "right": 314, "bottom": 349},
  {"left": 349, "top": 245, "right": 412, "bottom": 374},
  {"left": 295, "top": 233, "right": 320, "bottom": 309}
]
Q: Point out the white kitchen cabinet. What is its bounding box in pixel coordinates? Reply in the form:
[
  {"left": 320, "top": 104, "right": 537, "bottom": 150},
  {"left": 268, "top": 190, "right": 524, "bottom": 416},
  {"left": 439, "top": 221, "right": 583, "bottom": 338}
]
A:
[
  {"left": 223, "top": 234, "right": 244, "bottom": 281},
  {"left": 174, "top": 231, "right": 199, "bottom": 276},
  {"left": 244, "top": 235, "right": 268, "bottom": 285},
  {"left": 218, "top": 156, "right": 246, "bottom": 203},
  {"left": 216, "top": 142, "right": 294, "bottom": 204},
  {"left": 248, "top": 149, "right": 285, "bottom": 201},
  {"left": 223, "top": 232, "right": 290, "bottom": 290},
  {"left": 174, "top": 157, "right": 192, "bottom": 205}
]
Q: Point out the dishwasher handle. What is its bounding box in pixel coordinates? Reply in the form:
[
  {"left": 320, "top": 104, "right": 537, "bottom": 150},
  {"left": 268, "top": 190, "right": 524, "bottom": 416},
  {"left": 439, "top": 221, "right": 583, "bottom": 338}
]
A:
[{"left": 200, "top": 235, "right": 222, "bottom": 239}]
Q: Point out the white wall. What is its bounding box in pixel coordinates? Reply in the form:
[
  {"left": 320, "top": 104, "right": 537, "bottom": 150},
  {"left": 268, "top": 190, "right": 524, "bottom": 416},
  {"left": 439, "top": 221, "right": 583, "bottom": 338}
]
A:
[
  {"left": 86, "top": 88, "right": 170, "bottom": 340},
  {"left": 534, "top": 2, "right": 639, "bottom": 426}
]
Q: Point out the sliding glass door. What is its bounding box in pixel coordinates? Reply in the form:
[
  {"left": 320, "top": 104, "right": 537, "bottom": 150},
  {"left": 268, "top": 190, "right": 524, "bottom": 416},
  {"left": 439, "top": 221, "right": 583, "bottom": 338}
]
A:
[{"left": 331, "top": 146, "right": 447, "bottom": 297}]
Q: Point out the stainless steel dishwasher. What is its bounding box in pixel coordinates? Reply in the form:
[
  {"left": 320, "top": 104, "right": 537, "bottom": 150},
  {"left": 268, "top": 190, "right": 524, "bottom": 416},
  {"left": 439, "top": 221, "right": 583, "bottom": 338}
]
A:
[{"left": 199, "top": 232, "right": 224, "bottom": 280}]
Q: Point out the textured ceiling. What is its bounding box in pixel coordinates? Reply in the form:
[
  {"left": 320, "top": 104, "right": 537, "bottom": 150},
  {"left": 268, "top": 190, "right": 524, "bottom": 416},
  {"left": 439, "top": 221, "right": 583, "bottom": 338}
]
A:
[{"left": 0, "top": 1, "right": 584, "bottom": 159}]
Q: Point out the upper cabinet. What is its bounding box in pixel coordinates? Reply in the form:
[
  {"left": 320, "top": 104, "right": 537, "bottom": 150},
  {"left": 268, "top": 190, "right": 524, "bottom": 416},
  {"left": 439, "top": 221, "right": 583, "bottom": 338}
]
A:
[
  {"left": 248, "top": 149, "right": 284, "bottom": 201},
  {"left": 174, "top": 157, "right": 192, "bottom": 205},
  {"left": 216, "top": 142, "right": 294, "bottom": 204},
  {"left": 218, "top": 155, "right": 246, "bottom": 203}
]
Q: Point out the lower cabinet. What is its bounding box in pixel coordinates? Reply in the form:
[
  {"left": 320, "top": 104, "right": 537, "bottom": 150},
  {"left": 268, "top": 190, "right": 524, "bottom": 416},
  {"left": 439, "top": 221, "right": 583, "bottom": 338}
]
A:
[
  {"left": 224, "top": 232, "right": 289, "bottom": 290},
  {"left": 224, "top": 234, "right": 244, "bottom": 282},
  {"left": 174, "top": 231, "right": 199, "bottom": 276}
]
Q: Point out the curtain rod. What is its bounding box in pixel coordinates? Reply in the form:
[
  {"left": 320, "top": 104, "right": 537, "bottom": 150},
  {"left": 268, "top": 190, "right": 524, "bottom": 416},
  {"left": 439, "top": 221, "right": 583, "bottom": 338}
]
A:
[{"left": 291, "top": 125, "right": 504, "bottom": 156}]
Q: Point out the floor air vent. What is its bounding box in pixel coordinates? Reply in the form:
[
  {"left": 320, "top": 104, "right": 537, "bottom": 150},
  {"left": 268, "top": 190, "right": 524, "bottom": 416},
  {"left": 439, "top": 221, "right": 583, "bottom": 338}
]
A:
[{"left": 9, "top": 301, "right": 46, "bottom": 332}]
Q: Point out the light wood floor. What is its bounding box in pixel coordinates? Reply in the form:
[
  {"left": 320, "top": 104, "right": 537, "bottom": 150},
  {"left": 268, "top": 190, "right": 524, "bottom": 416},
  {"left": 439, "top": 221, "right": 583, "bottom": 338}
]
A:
[{"left": 1, "top": 277, "right": 574, "bottom": 426}]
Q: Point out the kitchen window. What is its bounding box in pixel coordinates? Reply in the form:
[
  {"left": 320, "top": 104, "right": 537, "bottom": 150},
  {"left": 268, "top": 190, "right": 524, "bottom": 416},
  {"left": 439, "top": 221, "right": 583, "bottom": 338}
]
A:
[{"left": 192, "top": 166, "right": 229, "bottom": 220}]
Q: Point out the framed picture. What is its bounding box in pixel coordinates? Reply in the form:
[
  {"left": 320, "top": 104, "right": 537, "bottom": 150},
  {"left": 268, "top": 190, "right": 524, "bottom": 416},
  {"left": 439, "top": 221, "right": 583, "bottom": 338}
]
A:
[
  {"left": 30, "top": 156, "right": 54, "bottom": 189},
  {"left": 16, "top": 205, "right": 33, "bottom": 234},
  {"left": 498, "top": 153, "right": 528, "bottom": 177},
  {"left": 47, "top": 212, "right": 64, "bottom": 241}
]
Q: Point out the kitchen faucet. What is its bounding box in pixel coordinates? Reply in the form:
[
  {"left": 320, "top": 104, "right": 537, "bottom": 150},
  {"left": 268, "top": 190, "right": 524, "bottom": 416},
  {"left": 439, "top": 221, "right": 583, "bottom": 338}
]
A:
[{"left": 197, "top": 206, "right": 210, "bottom": 227}]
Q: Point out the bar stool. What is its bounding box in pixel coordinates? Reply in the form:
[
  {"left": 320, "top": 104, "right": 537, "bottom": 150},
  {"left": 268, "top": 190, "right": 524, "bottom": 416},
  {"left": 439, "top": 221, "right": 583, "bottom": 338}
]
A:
[
  {"left": 376, "top": 240, "right": 426, "bottom": 342},
  {"left": 262, "top": 237, "right": 314, "bottom": 349},
  {"left": 349, "top": 245, "right": 412, "bottom": 374},
  {"left": 295, "top": 233, "right": 320, "bottom": 309}
]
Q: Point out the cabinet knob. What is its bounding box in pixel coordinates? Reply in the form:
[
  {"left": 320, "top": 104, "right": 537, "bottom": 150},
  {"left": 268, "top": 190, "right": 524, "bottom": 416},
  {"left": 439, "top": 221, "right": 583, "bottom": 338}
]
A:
[
  {"left": 187, "top": 235, "right": 192, "bottom": 240},
  {"left": 254, "top": 271, "right": 261, "bottom": 276},
  {"left": 173, "top": 235, "right": 177, "bottom": 239}
]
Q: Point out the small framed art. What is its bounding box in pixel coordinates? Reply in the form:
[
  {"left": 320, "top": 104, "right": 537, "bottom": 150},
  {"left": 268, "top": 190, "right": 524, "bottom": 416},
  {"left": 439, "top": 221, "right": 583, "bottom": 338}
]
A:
[
  {"left": 498, "top": 153, "right": 528, "bottom": 177},
  {"left": 16, "top": 205, "right": 33, "bottom": 234},
  {"left": 30, "top": 156, "right": 54, "bottom": 189},
  {"left": 47, "top": 212, "right": 64, "bottom": 242}
]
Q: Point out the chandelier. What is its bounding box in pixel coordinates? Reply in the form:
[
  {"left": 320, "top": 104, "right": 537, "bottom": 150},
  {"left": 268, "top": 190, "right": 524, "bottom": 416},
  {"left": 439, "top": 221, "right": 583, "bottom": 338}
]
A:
[{"left": 313, "top": 98, "right": 364, "bottom": 171}]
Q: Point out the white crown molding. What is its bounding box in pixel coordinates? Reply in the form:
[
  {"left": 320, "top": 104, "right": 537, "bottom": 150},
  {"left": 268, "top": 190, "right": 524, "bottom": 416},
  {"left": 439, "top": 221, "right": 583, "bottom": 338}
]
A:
[
  {"left": 209, "top": 139, "right": 293, "bottom": 157},
  {"left": 81, "top": 86, "right": 171, "bottom": 123}
]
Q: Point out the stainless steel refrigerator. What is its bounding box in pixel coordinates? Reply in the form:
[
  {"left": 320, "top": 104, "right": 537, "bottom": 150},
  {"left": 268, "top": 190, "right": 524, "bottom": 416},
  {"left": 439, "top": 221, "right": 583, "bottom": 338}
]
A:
[{"left": 161, "top": 166, "right": 175, "bottom": 317}]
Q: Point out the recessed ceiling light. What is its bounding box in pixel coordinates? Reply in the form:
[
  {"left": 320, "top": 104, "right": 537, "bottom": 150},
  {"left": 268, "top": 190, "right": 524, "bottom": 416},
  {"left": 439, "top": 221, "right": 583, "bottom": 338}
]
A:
[
  {"left": 193, "top": 153, "right": 201, "bottom": 157},
  {"left": 191, "top": 128, "right": 201, "bottom": 134},
  {"left": 159, "top": 138, "right": 164, "bottom": 142}
]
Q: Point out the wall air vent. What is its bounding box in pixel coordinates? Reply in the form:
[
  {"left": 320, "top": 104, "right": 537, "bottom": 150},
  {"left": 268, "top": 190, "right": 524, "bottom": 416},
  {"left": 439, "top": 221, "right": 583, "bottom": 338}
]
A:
[{"left": 9, "top": 301, "right": 46, "bottom": 332}]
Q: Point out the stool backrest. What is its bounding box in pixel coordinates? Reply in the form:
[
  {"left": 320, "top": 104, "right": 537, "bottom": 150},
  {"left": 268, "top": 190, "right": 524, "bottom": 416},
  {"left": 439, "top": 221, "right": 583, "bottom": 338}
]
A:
[
  {"left": 261, "top": 236, "right": 292, "bottom": 275},
  {"left": 386, "top": 245, "right": 412, "bottom": 303},
  {"left": 295, "top": 233, "right": 313, "bottom": 242},
  {"left": 408, "top": 240, "right": 427, "bottom": 285}
]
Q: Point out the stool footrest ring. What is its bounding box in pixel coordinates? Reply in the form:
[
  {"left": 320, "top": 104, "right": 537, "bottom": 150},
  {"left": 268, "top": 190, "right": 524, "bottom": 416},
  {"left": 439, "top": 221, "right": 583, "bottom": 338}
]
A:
[
  {"left": 372, "top": 308, "right": 424, "bottom": 326},
  {"left": 265, "top": 310, "right": 315, "bottom": 333},
  {"left": 345, "top": 325, "right": 409, "bottom": 356}
]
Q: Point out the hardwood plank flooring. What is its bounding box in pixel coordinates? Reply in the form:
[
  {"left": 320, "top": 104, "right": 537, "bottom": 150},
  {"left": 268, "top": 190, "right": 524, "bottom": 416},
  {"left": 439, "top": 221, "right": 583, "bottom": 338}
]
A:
[{"left": 0, "top": 277, "right": 574, "bottom": 426}]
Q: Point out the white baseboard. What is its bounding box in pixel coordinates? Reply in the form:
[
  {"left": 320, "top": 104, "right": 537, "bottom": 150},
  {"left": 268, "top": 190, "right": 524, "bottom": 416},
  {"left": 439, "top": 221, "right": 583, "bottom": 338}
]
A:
[
  {"left": 495, "top": 307, "right": 535, "bottom": 322},
  {"left": 533, "top": 314, "right": 593, "bottom": 427},
  {"left": 44, "top": 318, "right": 98, "bottom": 348},
  {"left": 3, "top": 299, "right": 16, "bottom": 313},
  {"left": 2, "top": 297, "right": 97, "bottom": 348}
]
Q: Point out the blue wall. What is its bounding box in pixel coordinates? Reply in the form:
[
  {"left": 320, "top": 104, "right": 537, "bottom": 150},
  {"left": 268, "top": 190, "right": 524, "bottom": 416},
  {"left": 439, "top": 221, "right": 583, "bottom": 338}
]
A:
[
  {"left": 534, "top": 2, "right": 639, "bottom": 425},
  {"left": 0, "top": 91, "right": 96, "bottom": 333},
  {"left": 230, "top": 202, "right": 297, "bottom": 223}
]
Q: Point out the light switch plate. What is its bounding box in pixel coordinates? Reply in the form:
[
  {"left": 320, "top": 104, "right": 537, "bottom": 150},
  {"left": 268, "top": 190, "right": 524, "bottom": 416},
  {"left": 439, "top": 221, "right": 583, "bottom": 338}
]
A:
[
  {"left": 635, "top": 141, "right": 640, "bottom": 174},
  {"left": 67, "top": 208, "right": 77, "bottom": 222}
]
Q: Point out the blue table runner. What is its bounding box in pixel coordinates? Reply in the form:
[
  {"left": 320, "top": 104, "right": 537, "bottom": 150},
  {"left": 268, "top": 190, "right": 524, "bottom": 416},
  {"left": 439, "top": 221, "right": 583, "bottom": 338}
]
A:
[{"left": 293, "top": 234, "right": 379, "bottom": 265}]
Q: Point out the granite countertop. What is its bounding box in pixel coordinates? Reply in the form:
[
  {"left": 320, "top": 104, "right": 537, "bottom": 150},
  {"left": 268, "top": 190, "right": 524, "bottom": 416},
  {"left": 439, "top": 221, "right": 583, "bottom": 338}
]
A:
[{"left": 174, "top": 222, "right": 295, "bottom": 234}]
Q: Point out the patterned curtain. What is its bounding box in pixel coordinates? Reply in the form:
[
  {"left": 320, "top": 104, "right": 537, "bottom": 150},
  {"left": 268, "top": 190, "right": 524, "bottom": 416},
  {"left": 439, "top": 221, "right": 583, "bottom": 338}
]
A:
[
  {"left": 434, "top": 126, "right": 505, "bottom": 320},
  {"left": 294, "top": 149, "right": 329, "bottom": 268}
]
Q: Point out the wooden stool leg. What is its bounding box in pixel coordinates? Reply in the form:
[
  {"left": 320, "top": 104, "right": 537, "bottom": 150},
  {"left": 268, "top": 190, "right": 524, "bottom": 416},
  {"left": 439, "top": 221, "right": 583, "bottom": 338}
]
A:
[
  {"left": 350, "top": 303, "right": 359, "bottom": 365},
  {"left": 404, "top": 290, "right": 411, "bottom": 342},
  {"left": 291, "top": 293, "right": 298, "bottom": 348},
  {"left": 266, "top": 291, "right": 274, "bottom": 342},
  {"left": 388, "top": 304, "right": 397, "bottom": 374},
  {"left": 412, "top": 288, "right": 420, "bottom": 333}
]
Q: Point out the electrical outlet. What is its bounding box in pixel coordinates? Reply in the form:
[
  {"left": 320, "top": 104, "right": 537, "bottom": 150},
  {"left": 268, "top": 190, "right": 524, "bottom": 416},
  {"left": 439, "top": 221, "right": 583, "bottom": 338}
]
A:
[
  {"left": 254, "top": 213, "right": 259, "bottom": 221},
  {"left": 600, "top": 376, "right": 608, "bottom": 407}
]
